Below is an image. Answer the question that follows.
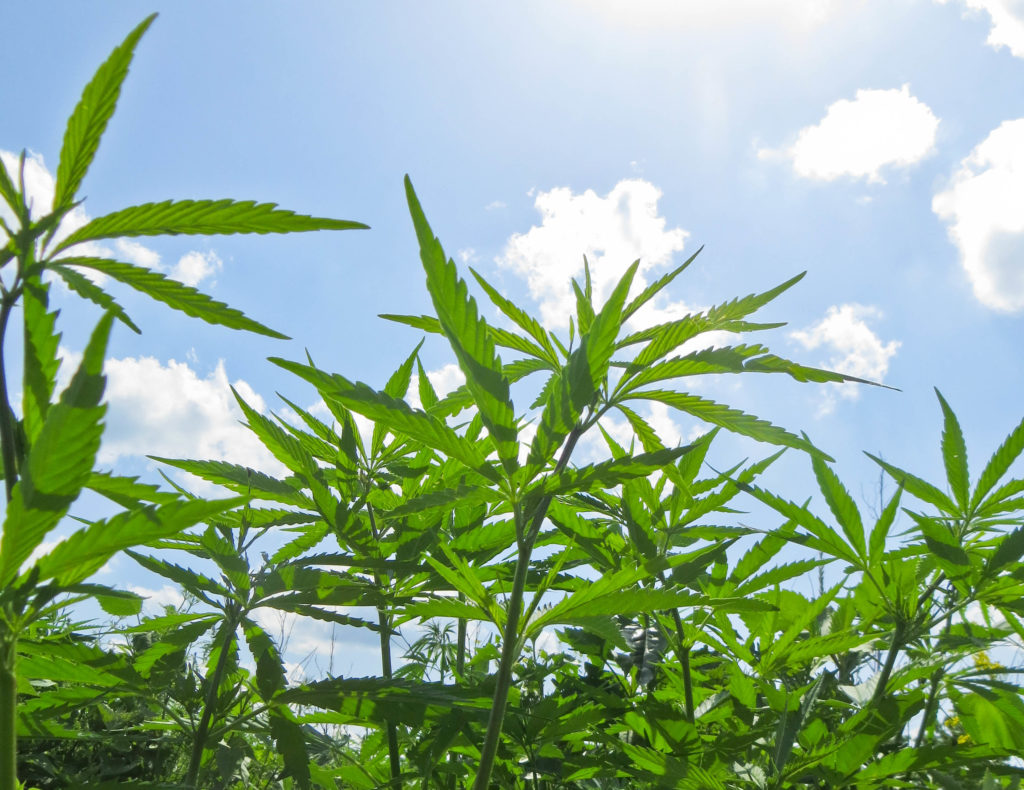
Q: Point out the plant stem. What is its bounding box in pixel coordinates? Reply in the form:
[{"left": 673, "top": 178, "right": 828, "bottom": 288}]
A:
[
  {"left": 870, "top": 623, "right": 905, "bottom": 708},
  {"left": 472, "top": 542, "right": 531, "bottom": 790},
  {"left": 0, "top": 625, "right": 17, "bottom": 790},
  {"left": 185, "top": 614, "right": 239, "bottom": 788},
  {"left": 367, "top": 503, "right": 402, "bottom": 788},
  {"left": 0, "top": 296, "right": 19, "bottom": 502},
  {"left": 472, "top": 426, "right": 583, "bottom": 790}
]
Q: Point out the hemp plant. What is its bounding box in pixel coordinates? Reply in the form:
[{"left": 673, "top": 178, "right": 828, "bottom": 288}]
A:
[
  {"left": 0, "top": 14, "right": 364, "bottom": 788},
  {"left": 265, "top": 176, "right": 869, "bottom": 788}
]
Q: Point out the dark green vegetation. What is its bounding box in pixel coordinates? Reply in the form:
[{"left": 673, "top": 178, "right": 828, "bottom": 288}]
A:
[{"left": 3, "top": 15, "right": 1023, "bottom": 790}]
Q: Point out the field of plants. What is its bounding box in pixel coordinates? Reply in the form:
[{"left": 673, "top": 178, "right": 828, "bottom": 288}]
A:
[{"left": 2, "top": 15, "right": 1023, "bottom": 790}]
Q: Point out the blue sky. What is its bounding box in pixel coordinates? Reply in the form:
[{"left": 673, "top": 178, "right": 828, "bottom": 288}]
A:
[{"left": 3, "top": 0, "right": 1024, "bottom": 676}]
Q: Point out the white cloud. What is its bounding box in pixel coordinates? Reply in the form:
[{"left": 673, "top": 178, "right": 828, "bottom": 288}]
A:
[
  {"left": 790, "top": 304, "right": 900, "bottom": 415},
  {"left": 408, "top": 363, "right": 466, "bottom": 409},
  {"left": 457, "top": 248, "right": 477, "bottom": 263},
  {"left": 485, "top": 200, "right": 507, "bottom": 211},
  {"left": 170, "top": 250, "right": 222, "bottom": 287},
  {"left": 933, "top": 119, "right": 1024, "bottom": 312},
  {"left": 115, "top": 239, "right": 162, "bottom": 269},
  {"left": 498, "top": 179, "right": 689, "bottom": 330},
  {"left": 937, "top": 0, "right": 1024, "bottom": 57},
  {"left": 129, "top": 584, "right": 185, "bottom": 612},
  {"left": 99, "top": 355, "right": 284, "bottom": 478},
  {"left": 761, "top": 85, "right": 939, "bottom": 183}
]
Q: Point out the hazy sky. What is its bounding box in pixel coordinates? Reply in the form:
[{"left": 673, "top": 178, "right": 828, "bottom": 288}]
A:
[{"left": 3, "top": 0, "right": 1023, "bottom": 677}]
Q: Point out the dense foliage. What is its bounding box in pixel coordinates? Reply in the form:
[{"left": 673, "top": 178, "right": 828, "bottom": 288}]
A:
[{"left": 2, "top": 15, "right": 1023, "bottom": 790}]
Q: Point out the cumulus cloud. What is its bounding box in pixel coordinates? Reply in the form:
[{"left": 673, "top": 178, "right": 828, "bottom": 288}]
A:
[
  {"left": 933, "top": 119, "right": 1024, "bottom": 312},
  {"left": 937, "top": 0, "right": 1024, "bottom": 57},
  {"left": 98, "top": 355, "right": 284, "bottom": 478},
  {"left": 498, "top": 179, "right": 689, "bottom": 330},
  {"left": 790, "top": 304, "right": 900, "bottom": 415},
  {"left": 761, "top": 85, "right": 939, "bottom": 183}
]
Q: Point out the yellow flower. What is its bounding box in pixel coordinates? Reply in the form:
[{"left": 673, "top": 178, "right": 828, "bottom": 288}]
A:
[{"left": 958, "top": 733, "right": 972, "bottom": 745}]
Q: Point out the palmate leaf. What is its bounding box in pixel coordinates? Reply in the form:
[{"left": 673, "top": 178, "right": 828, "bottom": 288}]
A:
[
  {"left": 405, "top": 176, "right": 518, "bottom": 472},
  {"left": 624, "top": 389, "right": 827, "bottom": 459},
  {"left": 52, "top": 14, "right": 156, "bottom": 212},
  {"left": 936, "top": 389, "right": 970, "bottom": 511},
  {"left": 0, "top": 314, "right": 111, "bottom": 586},
  {"left": 51, "top": 199, "right": 367, "bottom": 254},
  {"left": 33, "top": 497, "right": 246, "bottom": 586},
  {"left": 526, "top": 348, "right": 593, "bottom": 469},
  {"left": 56, "top": 256, "right": 286, "bottom": 338},
  {"left": 270, "top": 357, "right": 499, "bottom": 482}
]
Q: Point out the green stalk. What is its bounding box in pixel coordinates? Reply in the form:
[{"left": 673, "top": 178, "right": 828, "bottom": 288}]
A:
[
  {"left": 0, "top": 625, "right": 17, "bottom": 790},
  {"left": 367, "top": 503, "right": 402, "bottom": 788},
  {"left": 472, "top": 427, "right": 582, "bottom": 790},
  {"left": 915, "top": 611, "right": 954, "bottom": 749},
  {"left": 185, "top": 613, "right": 239, "bottom": 788},
  {"left": 869, "top": 622, "right": 905, "bottom": 708},
  {"left": 0, "top": 295, "right": 20, "bottom": 501}
]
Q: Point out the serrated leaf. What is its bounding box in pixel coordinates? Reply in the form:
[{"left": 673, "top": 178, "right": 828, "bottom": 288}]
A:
[
  {"left": 972, "top": 414, "right": 1024, "bottom": 512},
  {"left": 811, "top": 454, "right": 866, "bottom": 560},
  {"left": 49, "top": 263, "right": 140, "bottom": 332},
  {"left": 57, "top": 257, "right": 286, "bottom": 338},
  {"left": 52, "top": 199, "right": 366, "bottom": 254},
  {"left": 34, "top": 497, "right": 245, "bottom": 585},
  {"left": 52, "top": 14, "right": 155, "bottom": 211},
  {"left": 936, "top": 389, "right": 970, "bottom": 511},
  {"left": 406, "top": 176, "right": 518, "bottom": 472},
  {"left": 21, "top": 276, "right": 62, "bottom": 446},
  {"left": 622, "top": 247, "right": 701, "bottom": 323},
  {"left": 270, "top": 357, "right": 498, "bottom": 482},
  {"left": 626, "top": 389, "right": 827, "bottom": 458},
  {"left": 987, "top": 527, "right": 1024, "bottom": 575},
  {"left": 865, "top": 453, "right": 957, "bottom": 515},
  {"left": 269, "top": 707, "right": 312, "bottom": 789},
  {"left": 87, "top": 470, "right": 179, "bottom": 507},
  {"left": 0, "top": 314, "right": 112, "bottom": 586},
  {"left": 471, "top": 267, "right": 559, "bottom": 364}
]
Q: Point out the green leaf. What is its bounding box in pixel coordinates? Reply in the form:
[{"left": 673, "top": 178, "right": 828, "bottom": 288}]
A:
[
  {"left": 87, "top": 470, "right": 180, "bottom": 507},
  {"left": 471, "top": 268, "right": 559, "bottom": 364},
  {"left": 21, "top": 276, "right": 62, "bottom": 446},
  {"left": 971, "top": 414, "right": 1024, "bottom": 512},
  {"left": 57, "top": 257, "right": 286, "bottom": 338},
  {"left": 866, "top": 452, "right": 957, "bottom": 515},
  {"left": 541, "top": 445, "right": 696, "bottom": 496},
  {"left": 811, "top": 454, "right": 866, "bottom": 560},
  {"left": 936, "top": 389, "right": 970, "bottom": 511},
  {"left": 405, "top": 176, "right": 518, "bottom": 472},
  {"left": 150, "top": 456, "right": 311, "bottom": 507},
  {"left": 621, "top": 247, "right": 701, "bottom": 324},
  {"left": 52, "top": 14, "right": 156, "bottom": 211},
  {"left": 0, "top": 314, "right": 112, "bottom": 586},
  {"left": 52, "top": 199, "right": 367, "bottom": 254},
  {"left": 33, "top": 497, "right": 245, "bottom": 585},
  {"left": 49, "top": 263, "right": 140, "bottom": 332},
  {"left": 958, "top": 689, "right": 1024, "bottom": 751},
  {"left": 585, "top": 260, "right": 637, "bottom": 388},
  {"left": 986, "top": 527, "right": 1024, "bottom": 575},
  {"left": 242, "top": 616, "right": 287, "bottom": 700},
  {"left": 270, "top": 357, "right": 498, "bottom": 482},
  {"left": 626, "top": 389, "right": 827, "bottom": 458},
  {"left": 868, "top": 485, "right": 903, "bottom": 564},
  {"left": 269, "top": 708, "right": 312, "bottom": 790},
  {"left": 81, "top": 585, "right": 144, "bottom": 616}
]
